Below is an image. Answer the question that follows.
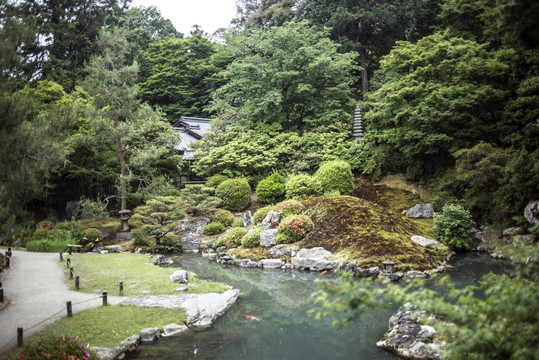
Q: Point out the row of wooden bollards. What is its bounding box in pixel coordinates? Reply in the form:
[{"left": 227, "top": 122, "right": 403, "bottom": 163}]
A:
[{"left": 1, "top": 248, "right": 12, "bottom": 305}]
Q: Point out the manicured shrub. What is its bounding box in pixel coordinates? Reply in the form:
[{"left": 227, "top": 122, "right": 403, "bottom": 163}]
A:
[
  {"left": 18, "top": 336, "right": 93, "bottom": 360},
  {"left": 32, "top": 228, "right": 50, "bottom": 240},
  {"left": 215, "top": 178, "right": 252, "bottom": 211},
  {"left": 204, "top": 222, "right": 225, "bottom": 235},
  {"left": 156, "top": 235, "right": 182, "bottom": 253},
  {"left": 232, "top": 218, "right": 245, "bottom": 228},
  {"left": 37, "top": 220, "right": 54, "bottom": 230},
  {"left": 208, "top": 208, "right": 235, "bottom": 227},
  {"left": 253, "top": 205, "right": 278, "bottom": 223},
  {"left": 285, "top": 174, "right": 322, "bottom": 200},
  {"left": 206, "top": 174, "right": 229, "bottom": 189},
  {"left": 241, "top": 228, "right": 263, "bottom": 248},
  {"left": 433, "top": 203, "right": 475, "bottom": 249},
  {"left": 222, "top": 227, "right": 248, "bottom": 248},
  {"left": 131, "top": 228, "right": 151, "bottom": 248},
  {"left": 276, "top": 200, "right": 305, "bottom": 217},
  {"left": 79, "top": 228, "right": 103, "bottom": 249},
  {"left": 79, "top": 197, "right": 110, "bottom": 220},
  {"left": 314, "top": 160, "right": 354, "bottom": 195},
  {"left": 256, "top": 173, "right": 286, "bottom": 204},
  {"left": 54, "top": 220, "right": 83, "bottom": 243},
  {"left": 277, "top": 215, "right": 314, "bottom": 243},
  {"left": 180, "top": 184, "right": 221, "bottom": 217}
]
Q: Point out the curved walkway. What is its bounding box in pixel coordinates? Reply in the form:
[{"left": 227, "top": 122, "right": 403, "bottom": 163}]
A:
[{"left": 0, "top": 250, "right": 122, "bottom": 356}]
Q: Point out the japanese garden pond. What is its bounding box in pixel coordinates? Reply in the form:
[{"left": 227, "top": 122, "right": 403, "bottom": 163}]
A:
[{"left": 127, "top": 252, "right": 513, "bottom": 360}]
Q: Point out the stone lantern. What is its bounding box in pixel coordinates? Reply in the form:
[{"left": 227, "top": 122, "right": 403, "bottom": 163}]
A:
[
  {"left": 119, "top": 209, "right": 131, "bottom": 231},
  {"left": 382, "top": 259, "right": 396, "bottom": 274}
]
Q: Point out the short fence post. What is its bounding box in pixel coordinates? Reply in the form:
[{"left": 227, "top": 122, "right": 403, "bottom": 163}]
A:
[
  {"left": 66, "top": 301, "right": 72, "bottom": 317},
  {"left": 59, "top": 252, "right": 63, "bottom": 260},
  {"left": 17, "top": 327, "right": 23, "bottom": 347},
  {"left": 68, "top": 246, "right": 72, "bottom": 255},
  {"left": 66, "top": 258, "right": 71, "bottom": 268},
  {"left": 7, "top": 248, "right": 12, "bottom": 257},
  {"left": 75, "top": 276, "right": 80, "bottom": 290},
  {"left": 69, "top": 267, "right": 73, "bottom": 280},
  {"left": 119, "top": 281, "right": 123, "bottom": 296},
  {"left": 102, "top": 291, "right": 108, "bottom": 306},
  {"left": 5, "top": 256, "right": 9, "bottom": 268},
  {"left": 0, "top": 288, "right": 4, "bottom": 303}
]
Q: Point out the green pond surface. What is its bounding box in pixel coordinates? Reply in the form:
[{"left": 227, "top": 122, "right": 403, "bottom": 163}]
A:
[{"left": 128, "top": 252, "right": 513, "bottom": 360}]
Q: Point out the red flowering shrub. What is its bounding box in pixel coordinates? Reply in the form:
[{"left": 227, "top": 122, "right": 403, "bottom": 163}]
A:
[
  {"left": 277, "top": 215, "right": 313, "bottom": 243},
  {"left": 37, "top": 221, "right": 54, "bottom": 230},
  {"left": 18, "top": 336, "right": 92, "bottom": 360},
  {"left": 277, "top": 200, "right": 305, "bottom": 217}
]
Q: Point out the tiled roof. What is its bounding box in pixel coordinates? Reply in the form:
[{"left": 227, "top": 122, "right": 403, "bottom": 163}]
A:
[{"left": 173, "top": 116, "right": 212, "bottom": 160}]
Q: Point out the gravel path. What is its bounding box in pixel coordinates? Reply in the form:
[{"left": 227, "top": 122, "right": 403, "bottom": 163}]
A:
[{"left": 0, "top": 250, "right": 122, "bottom": 356}]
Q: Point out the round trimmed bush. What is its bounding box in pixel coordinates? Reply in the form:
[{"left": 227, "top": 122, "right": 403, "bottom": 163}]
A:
[
  {"left": 233, "top": 218, "right": 245, "bottom": 228},
  {"left": 285, "top": 174, "right": 323, "bottom": 200},
  {"left": 206, "top": 174, "right": 229, "bottom": 189},
  {"left": 209, "top": 208, "right": 235, "bottom": 227},
  {"left": 277, "top": 214, "right": 314, "bottom": 243},
  {"left": 253, "top": 205, "right": 278, "bottom": 223},
  {"left": 241, "top": 228, "right": 263, "bottom": 248},
  {"left": 276, "top": 200, "right": 305, "bottom": 217},
  {"left": 216, "top": 178, "right": 252, "bottom": 211},
  {"left": 203, "top": 222, "right": 225, "bottom": 235},
  {"left": 222, "top": 227, "right": 249, "bottom": 248},
  {"left": 433, "top": 203, "right": 475, "bottom": 249},
  {"left": 314, "top": 160, "right": 354, "bottom": 195},
  {"left": 256, "top": 174, "right": 285, "bottom": 204}
]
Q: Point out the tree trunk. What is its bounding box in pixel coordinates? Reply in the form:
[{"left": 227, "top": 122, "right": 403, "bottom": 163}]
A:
[
  {"left": 110, "top": 61, "right": 127, "bottom": 212},
  {"left": 359, "top": 47, "right": 369, "bottom": 99}
]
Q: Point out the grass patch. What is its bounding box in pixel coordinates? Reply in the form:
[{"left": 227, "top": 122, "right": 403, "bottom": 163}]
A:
[
  {"left": 63, "top": 253, "right": 229, "bottom": 296},
  {"left": 2, "top": 306, "right": 187, "bottom": 359},
  {"left": 26, "top": 239, "right": 71, "bottom": 253}
]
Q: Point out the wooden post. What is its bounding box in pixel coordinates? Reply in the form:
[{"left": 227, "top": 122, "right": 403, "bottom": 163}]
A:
[
  {"left": 68, "top": 246, "right": 72, "bottom": 255},
  {"left": 59, "top": 251, "right": 63, "bottom": 260},
  {"left": 66, "top": 258, "right": 71, "bottom": 268},
  {"left": 5, "top": 256, "right": 9, "bottom": 268},
  {"left": 17, "top": 327, "right": 23, "bottom": 347},
  {"left": 75, "top": 276, "right": 80, "bottom": 290},
  {"left": 67, "top": 301, "right": 72, "bottom": 317},
  {"left": 102, "top": 291, "right": 108, "bottom": 306},
  {"left": 119, "top": 281, "right": 123, "bottom": 296},
  {"left": 0, "top": 288, "right": 4, "bottom": 303},
  {"left": 69, "top": 267, "right": 73, "bottom": 280}
]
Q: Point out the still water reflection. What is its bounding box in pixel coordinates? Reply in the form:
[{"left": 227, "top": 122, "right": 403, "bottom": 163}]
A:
[{"left": 128, "top": 253, "right": 512, "bottom": 360}]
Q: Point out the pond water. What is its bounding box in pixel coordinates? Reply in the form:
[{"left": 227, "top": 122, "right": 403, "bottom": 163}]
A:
[{"left": 128, "top": 253, "right": 513, "bottom": 360}]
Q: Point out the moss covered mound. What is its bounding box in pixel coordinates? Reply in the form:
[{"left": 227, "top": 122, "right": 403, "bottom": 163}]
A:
[{"left": 299, "top": 196, "right": 447, "bottom": 271}]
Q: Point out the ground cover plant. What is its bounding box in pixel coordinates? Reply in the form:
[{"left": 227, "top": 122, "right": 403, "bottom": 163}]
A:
[{"left": 62, "top": 253, "right": 229, "bottom": 295}]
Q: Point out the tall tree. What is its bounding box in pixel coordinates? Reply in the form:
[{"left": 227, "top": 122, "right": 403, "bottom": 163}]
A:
[
  {"left": 81, "top": 27, "right": 138, "bottom": 212},
  {"left": 138, "top": 34, "right": 232, "bottom": 121},
  {"left": 210, "top": 20, "right": 356, "bottom": 130},
  {"left": 233, "top": 0, "right": 308, "bottom": 28}
]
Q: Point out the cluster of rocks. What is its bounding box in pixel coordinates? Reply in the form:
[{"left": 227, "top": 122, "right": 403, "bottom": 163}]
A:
[{"left": 377, "top": 303, "right": 445, "bottom": 360}]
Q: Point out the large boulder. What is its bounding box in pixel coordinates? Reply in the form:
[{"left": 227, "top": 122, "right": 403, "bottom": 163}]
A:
[
  {"left": 182, "top": 289, "right": 240, "bottom": 328},
  {"left": 269, "top": 244, "right": 299, "bottom": 258},
  {"left": 512, "top": 235, "right": 536, "bottom": 247},
  {"left": 259, "top": 259, "right": 283, "bottom": 268},
  {"left": 524, "top": 201, "right": 539, "bottom": 226},
  {"left": 140, "top": 327, "right": 159, "bottom": 343},
  {"left": 292, "top": 247, "right": 337, "bottom": 271},
  {"left": 261, "top": 210, "right": 281, "bottom": 230},
  {"left": 243, "top": 211, "right": 254, "bottom": 227},
  {"left": 153, "top": 254, "right": 173, "bottom": 265},
  {"left": 170, "top": 270, "right": 189, "bottom": 284},
  {"left": 179, "top": 233, "right": 200, "bottom": 251},
  {"left": 181, "top": 217, "right": 210, "bottom": 234},
  {"left": 405, "top": 204, "right": 435, "bottom": 219},
  {"left": 410, "top": 235, "right": 440, "bottom": 248},
  {"left": 162, "top": 323, "right": 188, "bottom": 337},
  {"left": 377, "top": 303, "right": 444, "bottom": 360},
  {"left": 503, "top": 227, "right": 521, "bottom": 244},
  {"left": 260, "top": 229, "right": 279, "bottom": 247}
]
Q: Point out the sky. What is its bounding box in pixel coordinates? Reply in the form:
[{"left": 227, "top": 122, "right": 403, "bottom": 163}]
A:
[{"left": 130, "top": 0, "right": 238, "bottom": 36}]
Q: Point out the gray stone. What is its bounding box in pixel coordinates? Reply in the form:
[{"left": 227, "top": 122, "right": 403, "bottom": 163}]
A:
[
  {"left": 406, "top": 271, "right": 429, "bottom": 279},
  {"left": 524, "top": 201, "right": 539, "bottom": 226},
  {"left": 261, "top": 210, "right": 281, "bottom": 229},
  {"left": 176, "top": 287, "right": 188, "bottom": 292},
  {"left": 405, "top": 204, "right": 435, "bottom": 218},
  {"left": 116, "top": 232, "right": 132, "bottom": 241},
  {"left": 411, "top": 235, "right": 440, "bottom": 248},
  {"left": 270, "top": 244, "right": 299, "bottom": 258},
  {"left": 260, "top": 229, "right": 279, "bottom": 247},
  {"left": 162, "top": 323, "right": 188, "bottom": 337},
  {"left": 354, "top": 266, "right": 380, "bottom": 277},
  {"left": 97, "top": 228, "right": 109, "bottom": 238},
  {"left": 90, "top": 346, "right": 124, "bottom": 360},
  {"left": 179, "top": 233, "right": 200, "bottom": 251},
  {"left": 382, "top": 272, "right": 405, "bottom": 281},
  {"left": 234, "top": 259, "right": 259, "bottom": 268},
  {"left": 120, "top": 335, "right": 140, "bottom": 352},
  {"left": 181, "top": 217, "right": 211, "bottom": 235},
  {"left": 512, "top": 234, "right": 536, "bottom": 247},
  {"left": 243, "top": 211, "right": 254, "bottom": 227},
  {"left": 140, "top": 327, "right": 159, "bottom": 343},
  {"left": 66, "top": 201, "right": 81, "bottom": 219},
  {"left": 153, "top": 254, "right": 173, "bottom": 265},
  {"left": 259, "top": 259, "right": 283, "bottom": 268},
  {"left": 217, "top": 254, "right": 236, "bottom": 265},
  {"left": 170, "top": 270, "right": 188, "bottom": 284},
  {"left": 182, "top": 289, "right": 240, "bottom": 328},
  {"left": 105, "top": 245, "right": 123, "bottom": 252},
  {"left": 292, "top": 247, "right": 337, "bottom": 271},
  {"left": 503, "top": 227, "right": 521, "bottom": 243}
]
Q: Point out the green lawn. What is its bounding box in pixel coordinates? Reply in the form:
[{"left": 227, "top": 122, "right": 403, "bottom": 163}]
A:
[{"left": 62, "top": 252, "right": 229, "bottom": 296}]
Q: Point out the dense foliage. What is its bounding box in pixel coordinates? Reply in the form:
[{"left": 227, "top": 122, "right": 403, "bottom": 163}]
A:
[
  {"left": 131, "top": 196, "right": 185, "bottom": 244},
  {"left": 314, "top": 160, "right": 354, "bottom": 196},
  {"left": 433, "top": 203, "right": 475, "bottom": 249},
  {"left": 241, "top": 227, "right": 263, "bottom": 248},
  {"left": 256, "top": 172, "right": 286, "bottom": 204},
  {"left": 277, "top": 214, "right": 314, "bottom": 244},
  {"left": 215, "top": 178, "right": 251, "bottom": 211},
  {"left": 285, "top": 174, "right": 323, "bottom": 201}
]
